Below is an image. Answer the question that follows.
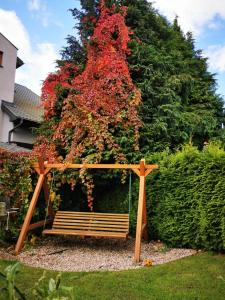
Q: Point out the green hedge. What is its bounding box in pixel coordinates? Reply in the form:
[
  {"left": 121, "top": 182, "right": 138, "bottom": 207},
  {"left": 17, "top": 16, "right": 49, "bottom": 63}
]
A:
[{"left": 144, "top": 143, "right": 225, "bottom": 252}]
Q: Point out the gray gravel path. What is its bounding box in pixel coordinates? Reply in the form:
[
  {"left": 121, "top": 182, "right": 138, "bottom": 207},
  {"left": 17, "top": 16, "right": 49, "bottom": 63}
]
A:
[{"left": 0, "top": 237, "right": 197, "bottom": 272}]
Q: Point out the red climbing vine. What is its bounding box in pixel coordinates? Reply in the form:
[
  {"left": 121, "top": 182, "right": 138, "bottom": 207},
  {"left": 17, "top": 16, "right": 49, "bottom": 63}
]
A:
[{"left": 34, "top": 0, "right": 141, "bottom": 209}]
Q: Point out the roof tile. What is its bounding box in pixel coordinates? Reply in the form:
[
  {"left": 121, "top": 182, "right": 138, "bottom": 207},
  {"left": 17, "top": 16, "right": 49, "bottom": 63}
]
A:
[{"left": 1, "top": 83, "right": 44, "bottom": 123}]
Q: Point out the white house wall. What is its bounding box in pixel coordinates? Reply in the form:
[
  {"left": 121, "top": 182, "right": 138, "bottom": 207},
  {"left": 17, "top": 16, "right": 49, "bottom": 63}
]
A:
[
  {"left": 0, "top": 108, "right": 13, "bottom": 142},
  {"left": 0, "top": 34, "right": 17, "bottom": 143},
  {"left": 0, "top": 34, "right": 17, "bottom": 102}
]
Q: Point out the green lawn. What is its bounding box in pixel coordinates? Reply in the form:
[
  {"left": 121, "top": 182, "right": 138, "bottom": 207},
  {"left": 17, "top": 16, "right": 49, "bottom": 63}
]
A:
[{"left": 0, "top": 252, "right": 225, "bottom": 299}]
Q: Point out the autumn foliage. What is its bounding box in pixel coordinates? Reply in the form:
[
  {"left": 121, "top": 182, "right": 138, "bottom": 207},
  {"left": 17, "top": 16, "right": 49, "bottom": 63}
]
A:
[
  {"left": 35, "top": 0, "right": 140, "bottom": 162},
  {"left": 34, "top": 1, "right": 141, "bottom": 209}
]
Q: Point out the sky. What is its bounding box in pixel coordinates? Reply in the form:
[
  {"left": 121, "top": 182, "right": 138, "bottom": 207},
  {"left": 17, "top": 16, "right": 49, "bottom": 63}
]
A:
[{"left": 0, "top": 0, "right": 225, "bottom": 100}]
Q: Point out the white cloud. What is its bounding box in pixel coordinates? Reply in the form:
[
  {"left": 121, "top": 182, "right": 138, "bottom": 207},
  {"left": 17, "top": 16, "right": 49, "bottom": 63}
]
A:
[
  {"left": 204, "top": 45, "right": 225, "bottom": 72},
  {"left": 208, "top": 20, "right": 223, "bottom": 30},
  {"left": 152, "top": 0, "right": 225, "bottom": 84},
  {"left": 27, "top": 0, "right": 50, "bottom": 27},
  {"left": 0, "top": 9, "right": 58, "bottom": 95},
  {"left": 152, "top": 0, "right": 225, "bottom": 36},
  {"left": 28, "top": 0, "right": 42, "bottom": 11}
]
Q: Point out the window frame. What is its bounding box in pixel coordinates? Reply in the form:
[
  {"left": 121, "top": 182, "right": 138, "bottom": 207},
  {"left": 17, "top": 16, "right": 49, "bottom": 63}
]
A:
[{"left": 0, "top": 51, "right": 3, "bottom": 67}]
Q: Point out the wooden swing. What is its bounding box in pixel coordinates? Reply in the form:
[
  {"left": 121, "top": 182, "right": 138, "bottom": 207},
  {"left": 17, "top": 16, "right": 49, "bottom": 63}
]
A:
[
  {"left": 15, "top": 158, "right": 158, "bottom": 262},
  {"left": 43, "top": 211, "right": 129, "bottom": 238}
]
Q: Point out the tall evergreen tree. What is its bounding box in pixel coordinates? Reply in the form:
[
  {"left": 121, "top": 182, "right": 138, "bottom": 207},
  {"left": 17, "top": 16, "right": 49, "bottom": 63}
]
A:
[{"left": 60, "top": 0, "right": 224, "bottom": 155}]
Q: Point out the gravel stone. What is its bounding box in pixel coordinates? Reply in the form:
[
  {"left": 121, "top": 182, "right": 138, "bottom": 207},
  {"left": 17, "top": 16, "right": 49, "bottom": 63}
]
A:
[{"left": 0, "top": 237, "right": 197, "bottom": 272}]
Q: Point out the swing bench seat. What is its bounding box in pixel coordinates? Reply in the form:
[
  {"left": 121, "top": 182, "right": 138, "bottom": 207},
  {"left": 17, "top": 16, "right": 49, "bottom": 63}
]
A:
[{"left": 43, "top": 211, "right": 129, "bottom": 239}]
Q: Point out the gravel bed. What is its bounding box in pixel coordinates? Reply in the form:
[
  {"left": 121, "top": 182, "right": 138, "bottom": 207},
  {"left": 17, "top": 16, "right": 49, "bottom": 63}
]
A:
[{"left": 0, "top": 237, "right": 197, "bottom": 272}]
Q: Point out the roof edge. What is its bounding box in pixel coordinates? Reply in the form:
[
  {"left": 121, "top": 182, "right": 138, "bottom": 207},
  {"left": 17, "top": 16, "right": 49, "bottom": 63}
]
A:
[
  {"left": 16, "top": 57, "right": 24, "bottom": 69},
  {"left": 1, "top": 100, "right": 18, "bottom": 122},
  {"left": 0, "top": 32, "right": 18, "bottom": 50},
  {"left": 0, "top": 142, "right": 31, "bottom": 153}
]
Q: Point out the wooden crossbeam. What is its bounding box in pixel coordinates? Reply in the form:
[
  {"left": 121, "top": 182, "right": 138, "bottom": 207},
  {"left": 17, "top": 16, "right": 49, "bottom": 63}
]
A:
[
  {"left": 32, "top": 162, "right": 158, "bottom": 172},
  {"left": 28, "top": 219, "right": 53, "bottom": 231}
]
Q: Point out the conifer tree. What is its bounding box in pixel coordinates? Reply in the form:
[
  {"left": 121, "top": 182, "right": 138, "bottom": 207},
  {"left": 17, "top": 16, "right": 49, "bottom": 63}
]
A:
[{"left": 60, "top": 0, "right": 224, "bottom": 154}]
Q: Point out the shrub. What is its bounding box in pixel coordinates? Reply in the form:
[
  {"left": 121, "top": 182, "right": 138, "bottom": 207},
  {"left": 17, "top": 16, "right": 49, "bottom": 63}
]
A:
[
  {"left": 0, "top": 149, "right": 33, "bottom": 240},
  {"left": 145, "top": 143, "right": 225, "bottom": 252}
]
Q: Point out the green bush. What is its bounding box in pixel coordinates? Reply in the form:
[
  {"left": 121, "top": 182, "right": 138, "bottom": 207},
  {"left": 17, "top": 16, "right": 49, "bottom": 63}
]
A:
[
  {"left": 0, "top": 149, "right": 34, "bottom": 241},
  {"left": 145, "top": 143, "right": 225, "bottom": 251}
]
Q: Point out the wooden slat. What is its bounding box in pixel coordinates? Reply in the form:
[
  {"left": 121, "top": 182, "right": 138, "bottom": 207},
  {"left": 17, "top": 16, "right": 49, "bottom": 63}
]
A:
[
  {"left": 55, "top": 216, "right": 128, "bottom": 221},
  {"left": 57, "top": 211, "right": 129, "bottom": 217},
  {"left": 53, "top": 223, "right": 128, "bottom": 229},
  {"left": 52, "top": 223, "right": 129, "bottom": 231},
  {"left": 53, "top": 225, "right": 127, "bottom": 232},
  {"left": 55, "top": 215, "right": 129, "bottom": 222},
  {"left": 56, "top": 216, "right": 128, "bottom": 220},
  {"left": 53, "top": 226, "right": 127, "bottom": 232},
  {"left": 54, "top": 216, "right": 128, "bottom": 222},
  {"left": 55, "top": 216, "right": 128, "bottom": 222},
  {"left": 43, "top": 229, "right": 128, "bottom": 238},
  {"left": 56, "top": 217, "right": 128, "bottom": 221},
  {"left": 55, "top": 216, "right": 129, "bottom": 223},
  {"left": 53, "top": 220, "right": 128, "bottom": 227}
]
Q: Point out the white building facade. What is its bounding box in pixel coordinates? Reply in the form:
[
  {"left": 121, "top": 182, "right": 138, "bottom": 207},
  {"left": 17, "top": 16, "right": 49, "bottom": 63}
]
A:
[
  {"left": 0, "top": 33, "right": 18, "bottom": 142},
  {"left": 0, "top": 33, "right": 42, "bottom": 150}
]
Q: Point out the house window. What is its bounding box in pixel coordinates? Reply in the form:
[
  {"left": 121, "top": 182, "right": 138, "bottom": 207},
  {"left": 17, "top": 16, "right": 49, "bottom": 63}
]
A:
[{"left": 0, "top": 51, "right": 3, "bottom": 67}]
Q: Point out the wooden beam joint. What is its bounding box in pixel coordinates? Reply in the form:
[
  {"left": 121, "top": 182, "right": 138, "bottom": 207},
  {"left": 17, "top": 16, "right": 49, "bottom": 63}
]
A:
[{"left": 28, "top": 219, "right": 53, "bottom": 231}]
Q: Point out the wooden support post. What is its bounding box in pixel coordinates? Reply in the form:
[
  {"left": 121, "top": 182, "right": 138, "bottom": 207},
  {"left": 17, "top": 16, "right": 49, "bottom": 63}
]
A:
[
  {"left": 38, "top": 157, "right": 54, "bottom": 219},
  {"left": 134, "top": 159, "right": 146, "bottom": 262},
  {"left": 142, "top": 180, "right": 148, "bottom": 241},
  {"left": 15, "top": 174, "right": 45, "bottom": 254}
]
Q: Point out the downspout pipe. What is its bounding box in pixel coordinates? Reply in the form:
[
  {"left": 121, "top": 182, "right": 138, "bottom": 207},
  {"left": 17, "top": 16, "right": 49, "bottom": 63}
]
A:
[{"left": 8, "top": 118, "right": 24, "bottom": 144}]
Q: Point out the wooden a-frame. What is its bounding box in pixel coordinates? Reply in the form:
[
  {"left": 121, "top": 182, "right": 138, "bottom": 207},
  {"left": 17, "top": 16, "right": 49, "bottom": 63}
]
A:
[{"left": 15, "top": 159, "right": 158, "bottom": 262}]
